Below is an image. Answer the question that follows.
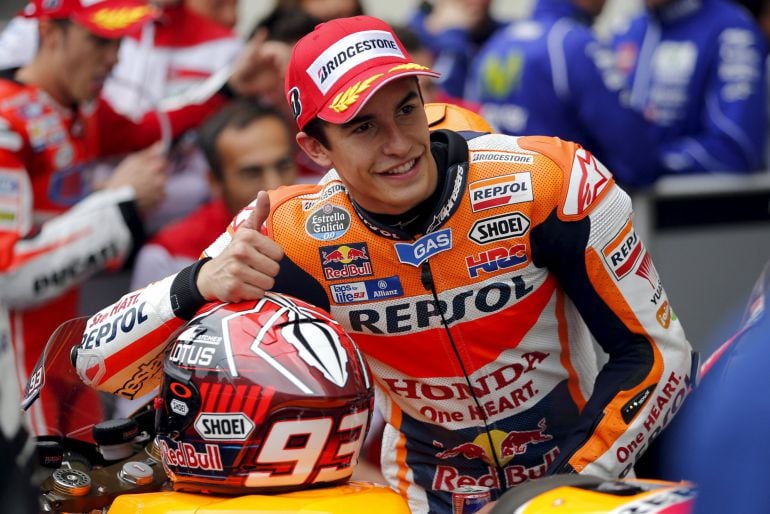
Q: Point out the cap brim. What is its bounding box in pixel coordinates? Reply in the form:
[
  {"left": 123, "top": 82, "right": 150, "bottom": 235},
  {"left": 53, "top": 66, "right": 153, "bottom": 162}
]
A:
[
  {"left": 73, "top": 3, "right": 158, "bottom": 39},
  {"left": 317, "top": 62, "right": 440, "bottom": 125}
]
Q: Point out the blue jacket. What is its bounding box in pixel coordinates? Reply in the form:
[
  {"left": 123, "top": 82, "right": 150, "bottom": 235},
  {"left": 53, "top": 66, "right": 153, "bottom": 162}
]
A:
[
  {"left": 613, "top": 0, "right": 768, "bottom": 175},
  {"left": 468, "top": 0, "right": 659, "bottom": 186},
  {"left": 409, "top": 6, "right": 505, "bottom": 100}
]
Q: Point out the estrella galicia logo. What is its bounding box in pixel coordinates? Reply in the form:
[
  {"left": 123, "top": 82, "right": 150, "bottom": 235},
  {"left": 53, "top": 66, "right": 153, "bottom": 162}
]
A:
[
  {"left": 305, "top": 204, "right": 351, "bottom": 241},
  {"left": 329, "top": 276, "right": 404, "bottom": 304},
  {"left": 394, "top": 228, "right": 452, "bottom": 267},
  {"left": 289, "top": 87, "right": 302, "bottom": 121}
]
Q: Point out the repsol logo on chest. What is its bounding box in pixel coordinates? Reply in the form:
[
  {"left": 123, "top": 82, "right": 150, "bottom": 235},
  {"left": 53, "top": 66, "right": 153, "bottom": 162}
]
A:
[
  {"left": 469, "top": 173, "right": 533, "bottom": 212},
  {"left": 348, "top": 275, "right": 533, "bottom": 333},
  {"left": 394, "top": 228, "right": 452, "bottom": 267},
  {"left": 81, "top": 302, "right": 149, "bottom": 349},
  {"left": 33, "top": 242, "right": 120, "bottom": 295}
]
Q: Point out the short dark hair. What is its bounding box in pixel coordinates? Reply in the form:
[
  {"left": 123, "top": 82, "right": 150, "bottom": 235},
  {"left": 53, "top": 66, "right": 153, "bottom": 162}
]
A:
[
  {"left": 302, "top": 116, "right": 330, "bottom": 148},
  {"left": 198, "top": 100, "right": 291, "bottom": 181}
]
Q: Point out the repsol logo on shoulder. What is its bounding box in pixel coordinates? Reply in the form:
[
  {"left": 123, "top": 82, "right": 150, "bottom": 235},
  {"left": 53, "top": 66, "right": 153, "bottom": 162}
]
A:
[{"left": 395, "top": 228, "right": 452, "bottom": 267}]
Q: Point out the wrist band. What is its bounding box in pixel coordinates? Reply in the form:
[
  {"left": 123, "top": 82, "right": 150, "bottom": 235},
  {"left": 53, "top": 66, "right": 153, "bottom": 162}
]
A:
[{"left": 170, "top": 257, "right": 211, "bottom": 320}]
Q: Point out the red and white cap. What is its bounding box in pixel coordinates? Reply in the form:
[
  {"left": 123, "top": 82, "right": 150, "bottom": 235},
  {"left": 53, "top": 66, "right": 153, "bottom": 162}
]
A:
[
  {"left": 22, "top": 0, "right": 158, "bottom": 39},
  {"left": 285, "top": 15, "right": 440, "bottom": 130}
]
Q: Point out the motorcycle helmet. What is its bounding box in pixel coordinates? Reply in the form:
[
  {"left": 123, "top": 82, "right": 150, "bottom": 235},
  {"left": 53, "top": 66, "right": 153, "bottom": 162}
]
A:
[
  {"left": 425, "top": 102, "right": 494, "bottom": 133},
  {"left": 155, "top": 293, "right": 374, "bottom": 494}
]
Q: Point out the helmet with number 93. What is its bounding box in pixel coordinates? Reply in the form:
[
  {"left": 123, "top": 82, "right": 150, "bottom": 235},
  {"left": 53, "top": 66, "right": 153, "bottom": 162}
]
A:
[{"left": 155, "top": 293, "right": 374, "bottom": 494}]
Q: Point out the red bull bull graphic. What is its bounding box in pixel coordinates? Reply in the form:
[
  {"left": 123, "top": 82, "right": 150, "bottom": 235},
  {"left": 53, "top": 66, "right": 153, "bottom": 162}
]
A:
[
  {"left": 434, "top": 419, "right": 553, "bottom": 469},
  {"left": 499, "top": 419, "right": 552, "bottom": 458},
  {"left": 435, "top": 440, "right": 495, "bottom": 466},
  {"left": 319, "top": 242, "right": 373, "bottom": 280}
]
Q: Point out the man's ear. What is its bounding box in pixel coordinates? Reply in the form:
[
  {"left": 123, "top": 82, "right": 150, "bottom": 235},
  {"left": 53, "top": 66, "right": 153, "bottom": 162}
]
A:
[
  {"left": 207, "top": 172, "right": 223, "bottom": 199},
  {"left": 37, "top": 18, "right": 62, "bottom": 51},
  {"left": 296, "top": 131, "right": 333, "bottom": 169}
]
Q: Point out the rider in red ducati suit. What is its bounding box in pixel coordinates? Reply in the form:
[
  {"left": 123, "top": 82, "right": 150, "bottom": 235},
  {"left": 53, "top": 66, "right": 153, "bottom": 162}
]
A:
[
  {"left": 0, "top": 0, "right": 264, "bottom": 435},
  {"left": 72, "top": 16, "right": 696, "bottom": 514}
]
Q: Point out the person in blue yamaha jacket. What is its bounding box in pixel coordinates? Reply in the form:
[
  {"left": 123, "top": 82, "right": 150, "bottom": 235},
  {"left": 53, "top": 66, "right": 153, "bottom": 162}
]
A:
[
  {"left": 613, "top": 0, "right": 768, "bottom": 177},
  {"left": 467, "top": 0, "right": 660, "bottom": 187},
  {"left": 408, "top": 0, "right": 505, "bottom": 100}
]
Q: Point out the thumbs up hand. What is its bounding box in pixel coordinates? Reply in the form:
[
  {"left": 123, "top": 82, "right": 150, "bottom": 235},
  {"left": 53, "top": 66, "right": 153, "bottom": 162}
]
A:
[{"left": 197, "top": 191, "right": 284, "bottom": 303}]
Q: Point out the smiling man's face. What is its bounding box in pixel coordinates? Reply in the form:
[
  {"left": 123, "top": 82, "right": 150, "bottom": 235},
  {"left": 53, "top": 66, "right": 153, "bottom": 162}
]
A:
[{"left": 298, "top": 78, "right": 438, "bottom": 215}]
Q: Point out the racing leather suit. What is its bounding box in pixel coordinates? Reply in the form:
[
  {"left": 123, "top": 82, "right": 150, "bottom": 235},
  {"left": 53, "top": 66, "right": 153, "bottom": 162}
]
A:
[
  {"left": 99, "top": 3, "right": 242, "bottom": 232},
  {"left": 468, "top": 0, "right": 658, "bottom": 186},
  {"left": 0, "top": 6, "right": 243, "bottom": 232},
  {"left": 74, "top": 130, "right": 694, "bottom": 514},
  {"left": 0, "top": 72, "right": 225, "bottom": 434},
  {"left": 612, "top": 0, "right": 768, "bottom": 175}
]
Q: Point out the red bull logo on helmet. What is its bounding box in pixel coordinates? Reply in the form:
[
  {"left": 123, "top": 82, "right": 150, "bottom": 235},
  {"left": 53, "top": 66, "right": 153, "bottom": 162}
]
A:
[
  {"left": 319, "top": 242, "right": 373, "bottom": 280},
  {"left": 159, "top": 440, "right": 224, "bottom": 471}
]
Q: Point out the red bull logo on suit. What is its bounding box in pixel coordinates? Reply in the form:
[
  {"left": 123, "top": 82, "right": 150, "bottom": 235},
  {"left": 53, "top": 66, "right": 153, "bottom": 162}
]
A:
[{"left": 319, "top": 242, "right": 373, "bottom": 280}]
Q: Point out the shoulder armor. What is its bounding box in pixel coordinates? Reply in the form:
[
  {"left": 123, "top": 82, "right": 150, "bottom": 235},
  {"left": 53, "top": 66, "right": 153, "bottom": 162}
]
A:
[{"left": 518, "top": 135, "right": 615, "bottom": 221}]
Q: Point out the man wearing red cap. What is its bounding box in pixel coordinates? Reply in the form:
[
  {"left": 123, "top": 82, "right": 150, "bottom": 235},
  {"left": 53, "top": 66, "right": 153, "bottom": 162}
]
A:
[
  {"left": 72, "top": 15, "right": 695, "bottom": 514},
  {"left": 0, "top": 0, "right": 259, "bottom": 436}
]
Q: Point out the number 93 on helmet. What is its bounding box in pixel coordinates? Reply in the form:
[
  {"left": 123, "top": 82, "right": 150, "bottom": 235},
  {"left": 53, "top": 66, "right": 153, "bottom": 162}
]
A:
[{"left": 154, "top": 292, "right": 374, "bottom": 495}]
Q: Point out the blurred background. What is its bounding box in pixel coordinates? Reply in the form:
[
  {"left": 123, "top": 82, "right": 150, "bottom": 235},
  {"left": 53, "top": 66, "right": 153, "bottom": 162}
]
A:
[{"left": 1, "top": 0, "right": 643, "bottom": 36}]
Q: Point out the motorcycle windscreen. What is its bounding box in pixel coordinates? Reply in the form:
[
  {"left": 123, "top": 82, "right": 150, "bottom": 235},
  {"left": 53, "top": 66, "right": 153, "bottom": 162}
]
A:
[{"left": 21, "top": 316, "right": 108, "bottom": 442}]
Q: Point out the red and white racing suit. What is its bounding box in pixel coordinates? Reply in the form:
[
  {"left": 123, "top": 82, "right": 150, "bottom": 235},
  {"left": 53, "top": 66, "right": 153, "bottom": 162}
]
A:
[
  {"left": 101, "top": 4, "right": 242, "bottom": 231},
  {"left": 74, "top": 130, "right": 694, "bottom": 513},
  {"left": 0, "top": 5, "right": 243, "bottom": 232},
  {"left": 0, "top": 71, "right": 226, "bottom": 434}
]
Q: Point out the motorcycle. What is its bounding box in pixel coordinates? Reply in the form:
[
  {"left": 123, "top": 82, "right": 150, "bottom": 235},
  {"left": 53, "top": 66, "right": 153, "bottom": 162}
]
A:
[
  {"left": 22, "top": 316, "right": 410, "bottom": 514},
  {"left": 22, "top": 315, "right": 697, "bottom": 514}
]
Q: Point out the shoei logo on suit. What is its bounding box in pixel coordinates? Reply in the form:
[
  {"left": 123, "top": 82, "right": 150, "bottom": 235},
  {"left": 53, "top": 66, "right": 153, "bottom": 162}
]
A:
[
  {"left": 307, "top": 30, "right": 404, "bottom": 93},
  {"left": 469, "top": 173, "right": 533, "bottom": 212},
  {"left": 305, "top": 204, "right": 351, "bottom": 241},
  {"left": 394, "top": 228, "right": 452, "bottom": 267},
  {"left": 469, "top": 212, "right": 530, "bottom": 244}
]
